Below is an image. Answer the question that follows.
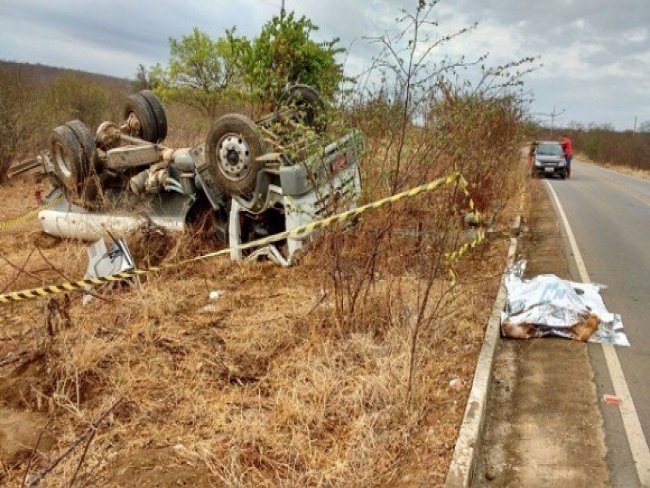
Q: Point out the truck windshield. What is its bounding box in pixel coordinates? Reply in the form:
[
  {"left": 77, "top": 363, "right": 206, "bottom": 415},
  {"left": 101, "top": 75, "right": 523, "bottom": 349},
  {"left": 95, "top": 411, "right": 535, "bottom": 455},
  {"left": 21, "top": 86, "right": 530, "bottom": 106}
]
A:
[{"left": 537, "top": 143, "right": 563, "bottom": 156}]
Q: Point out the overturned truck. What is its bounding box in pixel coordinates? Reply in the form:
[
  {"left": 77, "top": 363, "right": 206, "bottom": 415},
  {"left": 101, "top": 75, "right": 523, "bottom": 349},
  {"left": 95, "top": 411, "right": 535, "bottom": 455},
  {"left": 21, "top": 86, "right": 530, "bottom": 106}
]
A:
[{"left": 31, "top": 86, "right": 363, "bottom": 265}]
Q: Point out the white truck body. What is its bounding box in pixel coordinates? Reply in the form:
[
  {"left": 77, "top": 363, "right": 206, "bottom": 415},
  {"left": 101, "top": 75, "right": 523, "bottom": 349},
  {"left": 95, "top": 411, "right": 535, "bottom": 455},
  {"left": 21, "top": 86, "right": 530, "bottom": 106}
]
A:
[{"left": 38, "top": 132, "right": 363, "bottom": 264}]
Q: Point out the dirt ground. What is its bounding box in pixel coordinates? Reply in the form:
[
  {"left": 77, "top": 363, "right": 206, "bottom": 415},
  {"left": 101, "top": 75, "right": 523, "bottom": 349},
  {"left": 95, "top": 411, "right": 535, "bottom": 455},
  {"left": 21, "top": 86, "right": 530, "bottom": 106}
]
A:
[
  {"left": 473, "top": 179, "right": 609, "bottom": 487},
  {"left": 0, "top": 174, "right": 518, "bottom": 486}
]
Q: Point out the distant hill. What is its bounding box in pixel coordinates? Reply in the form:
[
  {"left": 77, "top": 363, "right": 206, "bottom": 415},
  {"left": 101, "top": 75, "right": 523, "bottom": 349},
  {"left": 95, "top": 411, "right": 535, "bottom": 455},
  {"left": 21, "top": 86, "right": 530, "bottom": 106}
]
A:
[{"left": 0, "top": 60, "right": 132, "bottom": 91}]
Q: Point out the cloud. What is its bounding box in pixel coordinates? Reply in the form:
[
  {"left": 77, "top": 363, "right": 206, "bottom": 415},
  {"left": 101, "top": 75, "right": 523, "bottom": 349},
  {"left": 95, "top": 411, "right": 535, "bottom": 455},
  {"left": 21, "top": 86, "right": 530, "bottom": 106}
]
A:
[{"left": 0, "top": 0, "right": 647, "bottom": 129}]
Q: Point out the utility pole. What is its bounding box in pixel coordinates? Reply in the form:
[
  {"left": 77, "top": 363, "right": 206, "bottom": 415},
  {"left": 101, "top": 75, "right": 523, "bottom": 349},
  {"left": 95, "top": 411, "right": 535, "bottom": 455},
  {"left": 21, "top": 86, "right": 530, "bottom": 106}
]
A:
[
  {"left": 633, "top": 115, "right": 638, "bottom": 134},
  {"left": 548, "top": 105, "right": 565, "bottom": 138},
  {"left": 530, "top": 106, "right": 565, "bottom": 138},
  {"left": 281, "top": 0, "right": 286, "bottom": 18}
]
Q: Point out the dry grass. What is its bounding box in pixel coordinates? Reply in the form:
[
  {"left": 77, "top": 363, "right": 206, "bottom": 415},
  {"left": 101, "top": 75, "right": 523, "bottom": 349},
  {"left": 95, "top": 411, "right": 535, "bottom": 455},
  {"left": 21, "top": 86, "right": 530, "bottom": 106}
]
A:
[
  {"left": 0, "top": 69, "right": 529, "bottom": 485},
  {"left": 0, "top": 17, "right": 532, "bottom": 483},
  {"left": 0, "top": 169, "right": 516, "bottom": 487},
  {"left": 162, "top": 103, "right": 214, "bottom": 149},
  {"left": 576, "top": 152, "right": 650, "bottom": 180}
]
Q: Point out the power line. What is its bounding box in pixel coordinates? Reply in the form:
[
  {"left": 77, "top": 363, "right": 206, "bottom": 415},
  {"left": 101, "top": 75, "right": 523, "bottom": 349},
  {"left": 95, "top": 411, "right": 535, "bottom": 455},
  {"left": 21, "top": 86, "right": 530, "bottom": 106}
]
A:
[{"left": 534, "top": 105, "right": 565, "bottom": 137}]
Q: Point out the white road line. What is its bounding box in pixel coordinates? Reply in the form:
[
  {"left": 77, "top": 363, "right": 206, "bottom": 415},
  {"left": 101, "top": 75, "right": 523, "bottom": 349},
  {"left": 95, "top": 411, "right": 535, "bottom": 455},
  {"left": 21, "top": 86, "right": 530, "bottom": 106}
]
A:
[{"left": 546, "top": 179, "right": 650, "bottom": 487}]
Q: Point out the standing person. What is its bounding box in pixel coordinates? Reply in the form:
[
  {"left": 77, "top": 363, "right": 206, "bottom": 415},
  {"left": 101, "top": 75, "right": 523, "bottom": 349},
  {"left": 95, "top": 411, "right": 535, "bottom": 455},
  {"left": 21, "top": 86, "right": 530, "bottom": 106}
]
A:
[
  {"left": 560, "top": 134, "right": 573, "bottom": 178},
  {"left": 528, "top": 140, "right": 539, "bottom": 165}
]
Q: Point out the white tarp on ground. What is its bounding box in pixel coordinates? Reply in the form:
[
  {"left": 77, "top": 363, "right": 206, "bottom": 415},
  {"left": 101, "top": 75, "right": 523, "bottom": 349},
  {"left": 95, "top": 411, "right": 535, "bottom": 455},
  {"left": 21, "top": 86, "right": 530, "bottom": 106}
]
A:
[{"left": 501, "top": 260, "right": 629, "bottom": 346}]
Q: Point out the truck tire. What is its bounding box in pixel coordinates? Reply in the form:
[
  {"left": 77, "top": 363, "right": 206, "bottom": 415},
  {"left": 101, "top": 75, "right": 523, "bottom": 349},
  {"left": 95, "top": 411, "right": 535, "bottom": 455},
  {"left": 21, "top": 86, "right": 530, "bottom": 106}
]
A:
[
  {"left": 279, "top": 84, "right": 325, "bottom": 131},
  {"left": 49, "top": 124, "right": 90, "bottom": 195},
  {"left": 65, "top": 119, "right": 97, "bottom": 171},
  {"left": 139, "top": 90, "right": 167, "bottom": 142},
  {"left": 204, "top": 114, "right": 267, "bottom": 196},
  {"left": 123, "top": 92, "right": 159, "bottom": 143}
]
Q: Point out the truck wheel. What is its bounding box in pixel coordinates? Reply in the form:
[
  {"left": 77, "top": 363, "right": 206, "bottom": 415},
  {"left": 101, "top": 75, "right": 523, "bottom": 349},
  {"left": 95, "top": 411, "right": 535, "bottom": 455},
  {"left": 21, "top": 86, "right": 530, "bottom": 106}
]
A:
[
  {"left": 49, "top": 124, "right": 91, "bottom": 195},
  {"left": 65, "top": 119, "right": 97, "bottom": 171},
  {"left": 279, "top": 84, "right": 325, "bottom": 131},
  {"left": 123, "top": 92, "right": 160, "bottom": 142},
  {"left": 139, "top": 90, "right": 167, "bottom": 142},
  {"left": 204, "top": 114, "right": 267, "bottom": 196}
]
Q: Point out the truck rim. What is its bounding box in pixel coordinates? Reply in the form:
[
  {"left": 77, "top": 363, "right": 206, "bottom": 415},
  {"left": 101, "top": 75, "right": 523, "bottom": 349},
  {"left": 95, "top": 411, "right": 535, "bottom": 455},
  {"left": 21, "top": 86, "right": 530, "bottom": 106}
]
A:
[
  {"left": 217, "top": 133, "right": 251, "bottom": 181},
  {"left": 53, "top": 141, "right": 72, "bottom": 179}
]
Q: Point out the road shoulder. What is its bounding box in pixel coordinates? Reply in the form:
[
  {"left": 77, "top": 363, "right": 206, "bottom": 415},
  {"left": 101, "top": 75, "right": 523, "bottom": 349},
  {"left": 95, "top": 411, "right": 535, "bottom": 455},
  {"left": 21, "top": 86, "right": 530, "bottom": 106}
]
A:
[
  {"left": 473, "top": 179, "right": 610, "bottom": 487},
  {"left": 576, "top": 154, "right": 650, "bottom": 181}
]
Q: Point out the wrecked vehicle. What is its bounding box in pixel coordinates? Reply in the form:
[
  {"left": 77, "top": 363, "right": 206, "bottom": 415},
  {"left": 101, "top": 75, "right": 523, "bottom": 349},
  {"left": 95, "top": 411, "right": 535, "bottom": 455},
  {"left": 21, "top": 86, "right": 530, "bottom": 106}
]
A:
[{"left": 23, "top": 86, "right": 363, "bottom": 265}]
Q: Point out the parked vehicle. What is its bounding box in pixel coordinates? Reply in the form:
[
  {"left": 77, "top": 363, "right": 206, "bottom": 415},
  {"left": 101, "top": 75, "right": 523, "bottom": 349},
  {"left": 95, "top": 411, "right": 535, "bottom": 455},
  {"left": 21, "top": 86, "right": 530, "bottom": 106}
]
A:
[
  {"left": 20, "top": 86, "right": 363, "bottom": 266},
  {"left": 531, "top": 141, "right": 568, "bottom": 179}
]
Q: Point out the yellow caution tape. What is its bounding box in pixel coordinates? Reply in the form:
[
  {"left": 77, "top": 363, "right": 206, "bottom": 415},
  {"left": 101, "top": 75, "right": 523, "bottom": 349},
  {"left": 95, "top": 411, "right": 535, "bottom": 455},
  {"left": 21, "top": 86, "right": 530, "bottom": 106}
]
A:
[
  {"left": 0, "top": 172, "right": 483, "bottom": 305},
  {"left": 0, "top": 196, "right": 63, "bottom": 232}
]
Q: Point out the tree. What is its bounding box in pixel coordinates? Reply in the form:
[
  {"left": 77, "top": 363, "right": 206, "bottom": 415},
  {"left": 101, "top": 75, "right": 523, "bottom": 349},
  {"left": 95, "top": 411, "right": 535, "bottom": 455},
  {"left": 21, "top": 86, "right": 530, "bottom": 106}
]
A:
[
  {"left": 638, "top": 120, "right": 650, "bottom": 133},
  {"left": 231, "top": 13, "right": 345, "bottom": 104},
  {"left": 148, "top": 15, "right": 345, "bottom": 115},
  {"left": 151, "top": 28, "right": 237, "bottom": 118},
  {"left": 133, "top": 64, "right": 151, "bottom": 91}
]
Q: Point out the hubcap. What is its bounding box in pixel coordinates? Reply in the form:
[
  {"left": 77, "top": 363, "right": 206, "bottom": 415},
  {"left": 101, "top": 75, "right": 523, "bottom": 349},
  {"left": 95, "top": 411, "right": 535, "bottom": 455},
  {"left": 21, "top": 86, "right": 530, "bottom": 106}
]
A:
[{"left": 217, "top": 134, "right": 251, "bottom": 181}]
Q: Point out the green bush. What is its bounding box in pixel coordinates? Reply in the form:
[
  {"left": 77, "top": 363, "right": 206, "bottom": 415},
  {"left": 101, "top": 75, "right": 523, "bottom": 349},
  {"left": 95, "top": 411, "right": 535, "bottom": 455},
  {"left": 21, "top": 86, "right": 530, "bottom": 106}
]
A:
[
  {"left": 230, "top": 13, "right": 344, "bottom": 105},
  {"left": 151, "top": 13, "right": 345, "bottom": 116},
  {"left": 150, "top": 28, "right": 238, "bottom": 118}
]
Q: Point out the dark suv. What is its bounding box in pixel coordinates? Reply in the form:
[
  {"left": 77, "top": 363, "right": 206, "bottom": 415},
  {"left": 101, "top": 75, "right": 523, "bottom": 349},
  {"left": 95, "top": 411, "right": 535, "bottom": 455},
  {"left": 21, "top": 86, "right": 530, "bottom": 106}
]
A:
[{"left": 531, "top": 141, "right": 568, "bottom": 179}]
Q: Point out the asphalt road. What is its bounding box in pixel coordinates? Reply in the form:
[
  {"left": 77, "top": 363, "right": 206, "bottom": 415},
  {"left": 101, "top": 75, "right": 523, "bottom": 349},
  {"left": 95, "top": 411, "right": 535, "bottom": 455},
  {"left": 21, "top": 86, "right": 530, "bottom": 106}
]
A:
[{"left": 546, "top": 160, "right": 650, "bottom": 487}]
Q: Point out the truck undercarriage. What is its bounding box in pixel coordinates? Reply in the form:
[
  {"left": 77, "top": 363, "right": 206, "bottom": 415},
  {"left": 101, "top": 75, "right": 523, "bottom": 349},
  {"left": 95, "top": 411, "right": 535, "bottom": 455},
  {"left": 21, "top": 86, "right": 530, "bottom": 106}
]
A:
[{"left": 16, "top": 86, "right": 363, "bottom": 265}]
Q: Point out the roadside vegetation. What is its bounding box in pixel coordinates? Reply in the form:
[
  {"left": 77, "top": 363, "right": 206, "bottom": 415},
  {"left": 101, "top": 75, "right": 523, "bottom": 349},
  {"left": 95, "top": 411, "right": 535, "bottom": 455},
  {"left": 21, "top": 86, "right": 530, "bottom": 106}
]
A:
[
  {"left": 571, "top": 125, "right": 650, "bottom": 172},
  {"left": 145, "top": 13, "right": 344, "bottom": 118},
  {"left": 0, "top": 2, "right": 531, "bottom": 485},
  {"left": 0, "top": 64, "right": 129, "bottom": 183},
  {"left": 533, "top": 122, "right": 650, "bottom": 172}
]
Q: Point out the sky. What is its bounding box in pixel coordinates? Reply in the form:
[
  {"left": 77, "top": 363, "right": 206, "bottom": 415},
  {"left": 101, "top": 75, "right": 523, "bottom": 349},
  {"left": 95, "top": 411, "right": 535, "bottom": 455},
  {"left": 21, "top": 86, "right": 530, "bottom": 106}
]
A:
[{"left": 0, "top": 0, "right": 648, "bottom": 130}]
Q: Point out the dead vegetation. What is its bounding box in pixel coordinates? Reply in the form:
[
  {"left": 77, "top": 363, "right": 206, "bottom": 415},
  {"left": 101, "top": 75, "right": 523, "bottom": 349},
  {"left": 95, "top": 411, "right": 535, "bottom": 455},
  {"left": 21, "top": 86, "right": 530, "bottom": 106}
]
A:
[
  {"left": 576, "top": 151, "right": 650, "bottom": 180},
  {"left": 0, "top": 126, "right": 524, "bottom": 486},
  {"left": 0, "top": 212, "right": 512, "bottom": 486},
  {"left": 0, "top": 3, "right": 534, "bottom": 485},
  {"left": 0, "top": 91, "right": 528, "bottom": 484},
  {"left": 0, "top": 171, "right": 524, "bottom": 486}
]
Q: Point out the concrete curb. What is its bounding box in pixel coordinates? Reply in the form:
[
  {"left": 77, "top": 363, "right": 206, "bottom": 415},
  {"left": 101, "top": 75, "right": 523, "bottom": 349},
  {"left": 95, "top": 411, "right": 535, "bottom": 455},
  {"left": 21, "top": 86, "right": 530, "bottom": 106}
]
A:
[{"left": 444, "top": 236, "right": 518, "bottom": 487}]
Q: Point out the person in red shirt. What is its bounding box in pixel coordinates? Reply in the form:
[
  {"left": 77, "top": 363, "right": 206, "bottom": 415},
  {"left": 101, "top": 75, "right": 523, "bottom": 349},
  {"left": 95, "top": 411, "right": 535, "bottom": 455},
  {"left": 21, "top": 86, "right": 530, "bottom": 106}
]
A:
[
  {"left": 528, "top": 140, "right": 539, "bottom": 165},
  {"left": 560, "top": 135, "right": 573, "bottom": 178}
]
